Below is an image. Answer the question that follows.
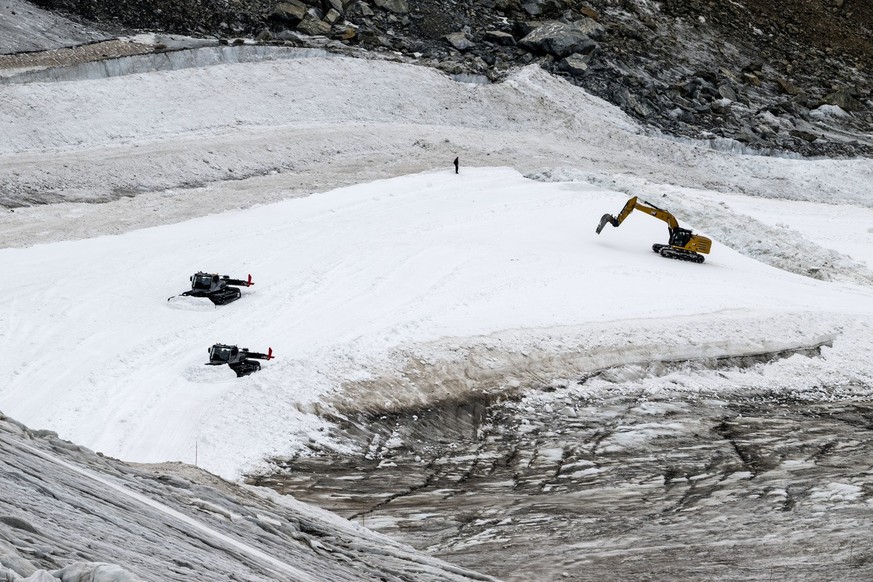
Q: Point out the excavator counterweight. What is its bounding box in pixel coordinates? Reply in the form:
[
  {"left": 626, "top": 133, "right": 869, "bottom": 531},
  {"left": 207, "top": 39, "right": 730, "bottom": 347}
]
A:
[{"left": 595, "top": 196, "right": 711, "bottom": 263}]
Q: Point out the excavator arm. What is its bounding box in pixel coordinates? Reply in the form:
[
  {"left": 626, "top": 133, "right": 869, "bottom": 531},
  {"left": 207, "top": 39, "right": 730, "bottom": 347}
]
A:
[
  {"left": 595, "top": 196, "right": 711, "bottom": 262},
  {"left": 596, "top": 196, "right": 679, "bottom": 233}
]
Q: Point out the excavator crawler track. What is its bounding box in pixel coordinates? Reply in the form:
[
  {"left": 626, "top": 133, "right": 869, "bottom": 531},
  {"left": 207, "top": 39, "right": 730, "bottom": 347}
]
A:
[{"left": 656, "top": 245, "right": 705, "bottom": 263}]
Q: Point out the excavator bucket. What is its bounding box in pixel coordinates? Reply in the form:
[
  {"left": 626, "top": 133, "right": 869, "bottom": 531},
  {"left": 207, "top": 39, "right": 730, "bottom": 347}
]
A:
[
  {"left": 596, "top": 213, "right": 619, "bottom": 234},
  {"left": 596, "top": 197, "right": 637, "bottom": 234}
]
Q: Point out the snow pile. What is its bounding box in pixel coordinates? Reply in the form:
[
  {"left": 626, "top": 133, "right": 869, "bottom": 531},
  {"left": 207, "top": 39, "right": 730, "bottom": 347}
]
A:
[{"left": 2, "top": 58, "right": 872, "bottom": 238}]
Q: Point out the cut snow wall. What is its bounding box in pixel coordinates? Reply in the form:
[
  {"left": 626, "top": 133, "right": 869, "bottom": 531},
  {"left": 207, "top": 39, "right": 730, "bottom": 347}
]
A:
[{"left": 0, "top": 46, "right": 333, "bottom": 85}]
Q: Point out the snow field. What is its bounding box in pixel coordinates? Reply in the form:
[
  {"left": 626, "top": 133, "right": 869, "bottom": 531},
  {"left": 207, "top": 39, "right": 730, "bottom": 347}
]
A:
[{"left": 4, "top": 167, "right": 873, "bottom": 478}]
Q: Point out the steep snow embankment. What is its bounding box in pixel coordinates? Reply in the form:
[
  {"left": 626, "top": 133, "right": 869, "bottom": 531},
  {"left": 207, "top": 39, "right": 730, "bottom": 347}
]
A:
[
  {"left": 0, "top": 413, "right": 497, "bottom": 581},
  {"left": 3, "top": 167, "right": 873, "bottom": 479}
]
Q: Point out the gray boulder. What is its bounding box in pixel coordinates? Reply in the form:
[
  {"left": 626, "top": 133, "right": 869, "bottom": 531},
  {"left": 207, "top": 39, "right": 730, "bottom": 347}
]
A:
[
  {"left": 444, "top": 32, "right": 475, "bottom": 51},
  {"left": 373, "top": 0, "right": 409, "bottom": 13},
  {"left": 718, "top": 83, "right": 737, "bottom": 101},
  {"left": 519, "top": 19, "right": 602, "bottom": 58},
  {"left": 825, "top": 89, "right": 862, "bottom": 112},
  {"left": 559, "top": 53, "right": 590, "bottom": 75},
  {"left": 272, "top": 0, "right": 308, "bottom": 22},
  {"left": 485, "top": 30, "right": 516, "bottom": 46},
  {"left": 297, "top": 13, "right": 332, "bottom": 35},
  {"left": 521, "top": 1, "right": 543, "bottom": 16}
]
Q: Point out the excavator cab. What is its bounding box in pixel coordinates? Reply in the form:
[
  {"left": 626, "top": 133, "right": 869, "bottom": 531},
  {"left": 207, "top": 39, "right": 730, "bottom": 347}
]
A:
[
  {"left": 669, "top": 227, "right": 711, "bottom": 255},
  {"left": 669, "top": 227, "right": 692, "bottom": 248}
]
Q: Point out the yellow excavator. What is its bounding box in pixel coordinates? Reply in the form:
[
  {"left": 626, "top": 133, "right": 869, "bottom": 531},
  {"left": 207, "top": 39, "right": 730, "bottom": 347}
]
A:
[{"left": 595, "top": 196, "right": 712, "bottom": 263}]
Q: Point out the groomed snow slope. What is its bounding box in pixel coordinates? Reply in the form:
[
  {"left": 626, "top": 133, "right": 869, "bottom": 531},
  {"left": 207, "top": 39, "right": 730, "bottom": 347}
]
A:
[{"left": 3, "top": 167, "right": 873, "bottom": 479}]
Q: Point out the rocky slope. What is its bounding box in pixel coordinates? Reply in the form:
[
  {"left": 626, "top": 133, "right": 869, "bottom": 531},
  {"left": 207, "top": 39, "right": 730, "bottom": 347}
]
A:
[{"left": 24, "top": 0, "right": 873, "bottom": 157}]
